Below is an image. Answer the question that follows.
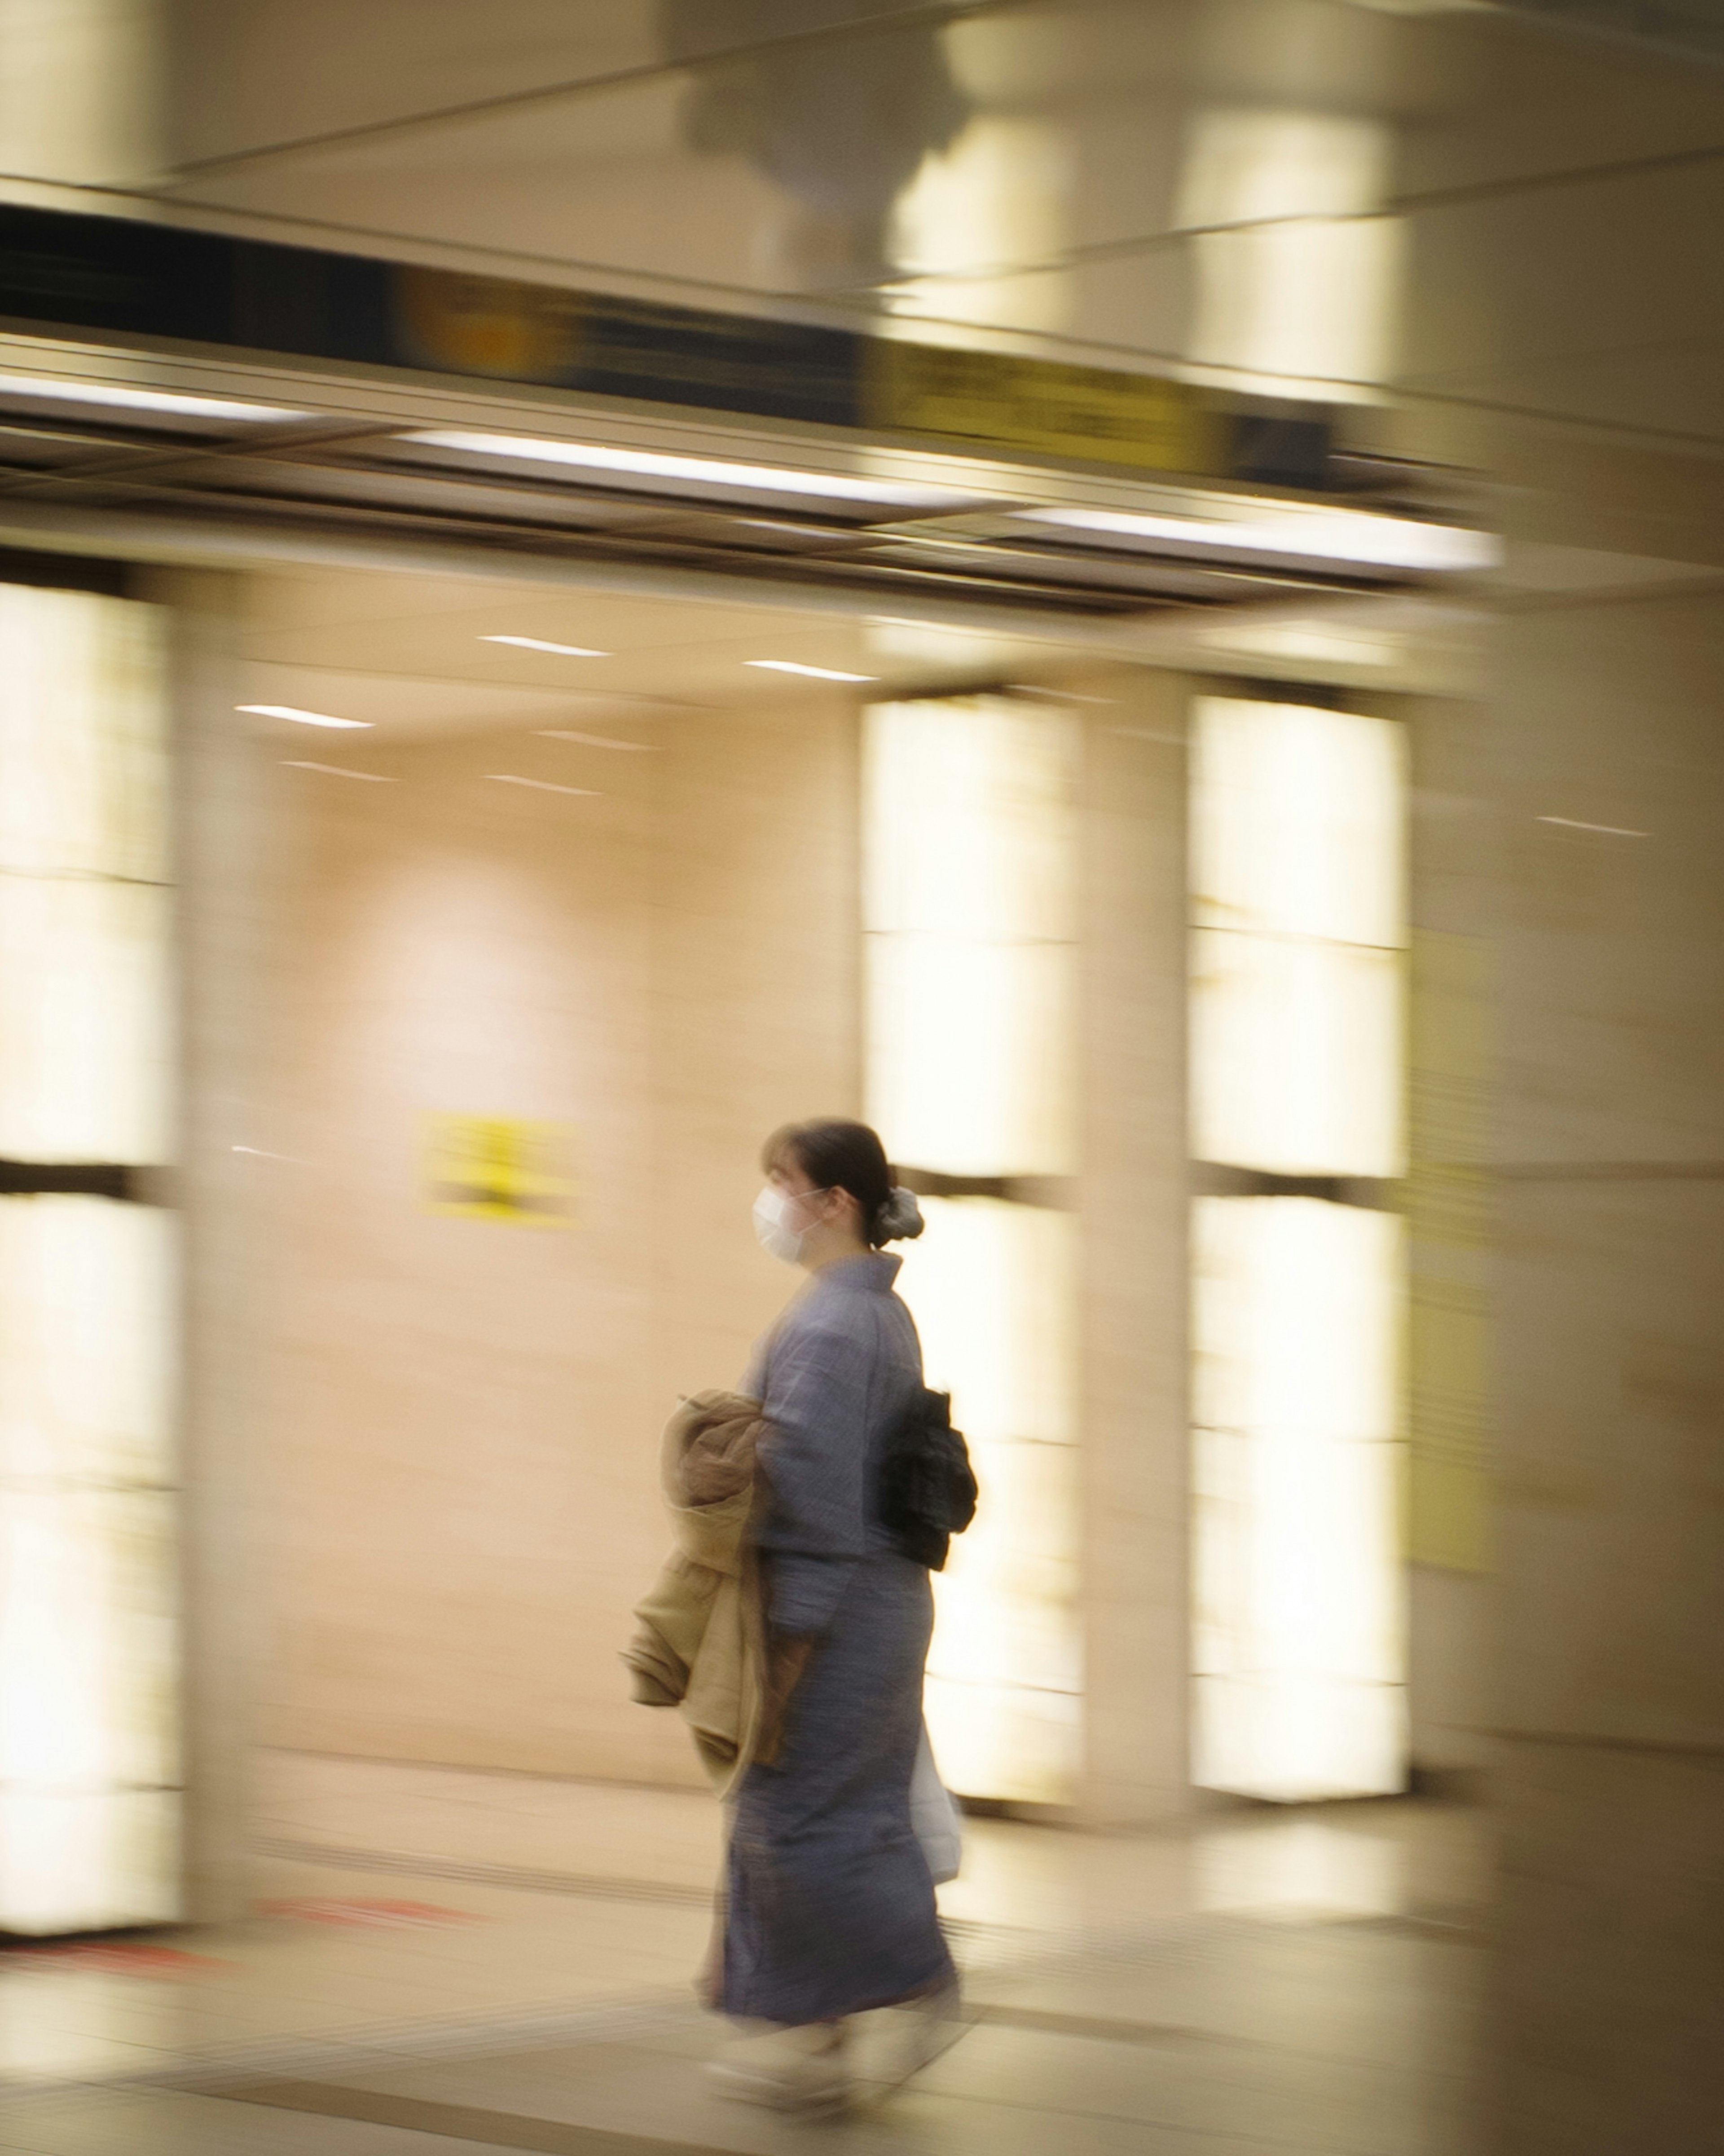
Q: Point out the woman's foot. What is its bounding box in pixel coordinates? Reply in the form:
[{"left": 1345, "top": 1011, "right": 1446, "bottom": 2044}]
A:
[
  {"left": 877, "top": 1975, "right": 966, "bottom": 2089},
  {"left": 708, "top": 2019, "right": 850, "bottom": 2113}
]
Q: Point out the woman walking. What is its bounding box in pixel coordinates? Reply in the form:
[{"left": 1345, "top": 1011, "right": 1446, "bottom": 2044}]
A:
[{"left": 714, "top": 1117, "right": 958, "bottom": 2111}]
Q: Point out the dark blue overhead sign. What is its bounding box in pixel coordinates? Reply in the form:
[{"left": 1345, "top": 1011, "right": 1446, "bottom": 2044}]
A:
[{"left": 0, "top": 204, "right": 1333, "bottom": 489}]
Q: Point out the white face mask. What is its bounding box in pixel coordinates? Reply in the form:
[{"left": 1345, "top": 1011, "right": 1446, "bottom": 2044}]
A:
[{"left": 752, "top": 1184, "right": 821, "bottom": 1265}]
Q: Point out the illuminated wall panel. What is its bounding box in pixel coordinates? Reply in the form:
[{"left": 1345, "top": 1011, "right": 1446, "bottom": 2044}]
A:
[
  {"left": 1190, "top": 697, "right": 1407, "bottom": 1802},
  {"left": 897, "top": 1198, "right": 1080, "bottom": 1804},
  {"left": 1191, "top": 697, "right": 1405, "bottom": 1179},
  {"left": 1192, "top": 1199, "right": 1405, "bottom": 1801},
  {"left": 864, "top": 697, "right": 1081, "bottom": 1803},
  {"left": 0, "top": 584, "right": 178, "bottom": 1934},
  {"left": 0, "top": 880, "right": 173, "bottom": 1164},
  {"left": 864, "top": 939, "right": 1073, "bottom": 1180},
  {"left": 1192, "top": 935, "right": 1402, "bottom": 1178},
  {"left": 1189, "top": 698, "right": 1404, "bottom": 950}
]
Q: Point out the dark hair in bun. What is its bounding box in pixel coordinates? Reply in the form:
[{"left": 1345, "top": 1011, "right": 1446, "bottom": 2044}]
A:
[{"left": 760, "top": 1119, "right": 925, "bottom": 1248}]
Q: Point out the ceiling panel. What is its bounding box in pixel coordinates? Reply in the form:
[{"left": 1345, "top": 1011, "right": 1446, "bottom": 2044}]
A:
[
  {"left": 245, "top": 571, "right": 860, "bottom": 654},
  {"left": 7, "top": 0, "right": 1724, "bottom": 466},
  {"left": 166, "top": 3, "right": 965, "bottom": 172},
  {"left": 233, "top": 660, "right": 687, "bottom": 742},
  {"left": 152, "top": 0, "right": 1724, "bottom": 299},
  {"left": 236, "top": 560, "right": 1093, "bottom": 730}
]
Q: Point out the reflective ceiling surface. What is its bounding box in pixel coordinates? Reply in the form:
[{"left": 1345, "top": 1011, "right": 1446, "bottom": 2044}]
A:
[
  {"left": 233, "top": 563, "right": 1086, "bottom": 742},
  {"left": 3, "top": 0, "right": 1723, "bottom": 452},
  {"left": 3, "top": 0, "right": 1723, "bottom": 713}
]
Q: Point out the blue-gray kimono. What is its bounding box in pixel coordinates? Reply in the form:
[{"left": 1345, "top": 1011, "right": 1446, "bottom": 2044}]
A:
[{"left": 723, "top": 1252, "right": 955, "bottom": 2025}]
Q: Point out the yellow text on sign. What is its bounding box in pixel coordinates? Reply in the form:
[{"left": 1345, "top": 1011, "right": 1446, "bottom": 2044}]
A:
[
  {"left": 422, "top": 1115, "right": 576, "bottom": 1227},
  {"left": 868, "top": 341, "right": 1222, "bottom": 474}
]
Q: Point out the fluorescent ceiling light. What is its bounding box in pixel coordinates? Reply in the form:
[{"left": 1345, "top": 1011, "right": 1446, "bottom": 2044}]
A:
[
  {"left": 1023, "top": 505, "right": 1497, "bottom": 574},
  {"left": 488, "top": 774, "right": 599, "bottom": 796},
  {"left": 282, "top": 761, "right": 394, "bottom": 781},
  {"left": 537, "top": 729, "right": 658, "bottom": 752},
  {"left": 1536, "top": 815, "right": 1649, "bottom": 837},
  {"left": 747, "top": 660, "right": 875, "bottom": 682},
  {"left": 403, "top": 429, "right": 963, "bottom": 507},
  {"left": 0, "top": 374, "right": 306, "bottom": 422},
  {"left": 238, "top": 703, "right": 372, "bottom": 728},
  {"left": 481, "top": 635, "right": 609, "bottom": 657}
]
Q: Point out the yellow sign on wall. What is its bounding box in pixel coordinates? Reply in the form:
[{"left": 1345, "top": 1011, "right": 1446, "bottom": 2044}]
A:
[{"left": 422, "top": 1115, "right": 576, "bottom": 1227}]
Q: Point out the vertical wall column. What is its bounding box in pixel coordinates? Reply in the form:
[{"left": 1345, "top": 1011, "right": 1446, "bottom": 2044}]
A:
[
  {"left": 1486, "top": 558, "right": 1724, "bottom": 2156},
  {"left": 1077, "top": 670, "right": 1193, "bottom": 1826},
  {"left": 1188, "top": 695, "right": 1408, "bottom": 1803},
  {"left": 151, "top": 570, "right": 264, "bottom": 1923},
  {"left": 863, "top": 695, "right": 1082, "bottom": 1806}
]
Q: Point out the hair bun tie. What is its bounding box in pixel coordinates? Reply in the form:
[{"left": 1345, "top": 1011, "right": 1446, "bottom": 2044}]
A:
[{"left": 875, "top": 1186, "right": 925, "bottom": 1243}]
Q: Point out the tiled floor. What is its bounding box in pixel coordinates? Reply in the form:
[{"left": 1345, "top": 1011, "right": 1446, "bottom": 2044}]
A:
[{"left": 0, "top": 1755, "right": 1487, "bottom": 2154}]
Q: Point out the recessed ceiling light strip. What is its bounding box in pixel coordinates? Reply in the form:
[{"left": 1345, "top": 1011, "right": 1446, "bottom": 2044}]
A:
[
  {"left": 537, "top": 731, "right": 658, "bottom": 752},
  {"left": 282, "top": 762, "right": 394, "bottom": 781},
  {"left": 403, "top": 430, "right": 968, "bottom": 509},
  {"left": 746, "top": 660, "right": 875, "bottom": 682},
  {"left": 1022, "top": 505, "right": 1496, "bottom": 574},
  {"left": 238, "top": 704, "right": 373, "bottom": 728},
  {"left": 481, "top": 635, "right": 609, "bottom": 657},
  {"left": 0, "top": 374, "right": 307, "bottom": 422},
  {"left": 488, "top": 774, "right": 600, "bottom": 796}
]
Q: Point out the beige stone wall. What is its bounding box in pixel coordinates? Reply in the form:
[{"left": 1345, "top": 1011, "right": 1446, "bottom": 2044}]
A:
[
  {"left": 254, "top": 685, "right": 859, "bottom": 1784},
  {"left": 149, "top": 570, "right": 269, "bottom": 1920},
  {"left": 247, "top": 653, "right": 1200, "bottom": 1807},
  {"left": 1485, "top": 548, "right": 1724, "bottom": 2152},
  {"left": 1413, "top": 427, "right": 1724, "bottom": 2152}
]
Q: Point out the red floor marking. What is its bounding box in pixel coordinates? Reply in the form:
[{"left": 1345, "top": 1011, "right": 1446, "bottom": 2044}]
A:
[
  {"left": 259, "top": 1898, "right": 485, "bottom": 1929},
  {"left": 1, "top": 1943, "right": 231, "bottom": 1978}
]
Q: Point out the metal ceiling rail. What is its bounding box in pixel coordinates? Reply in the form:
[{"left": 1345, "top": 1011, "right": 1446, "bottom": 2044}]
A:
[{"left": 0, "top": 398, "right": 1476, "bottom": 627}]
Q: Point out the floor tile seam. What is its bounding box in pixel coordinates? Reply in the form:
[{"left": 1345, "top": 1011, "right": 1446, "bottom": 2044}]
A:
[
  {"left": 257, "top": 1839, "right": 1487, "bottom": 1953},
  {"left": 253, "top": 1843, "right": 1411, "bottom": 1970},
  {"left": 0, "top": 1910, "right": 1478, "bottom": 2106},
  {"left": 208, "top": 2069, "right": 1394, "bottom": 2156},
  {"left": 158, "top": 2001, "right": 704, "bottom": 2090},
  {"left": 0, "top": 2045, "right": 1478, "bottom": 2151},
  {"left": 978, "top": 2004, "right": 1248, "bottom": 2050},
  {"left": 914, "top": 2082, "right": 1467, "bottom": 2149},
  {"left": 970, "top": 2006, "right": 1481, "bottom": 2091},
  {"left": 557, "top": 1994, "right": 1476, "bottom": 2088},
  {"left": 946, "top": 1916, "right": 1491, "bottom": 1986},
  {"left": 1488, "top": 1726, "right": 1724, "bottom": 1761},
  {"left": 972, "top": 2003, "right": 1473, "bottom": 2072},
  {"left": 198, "top": 2076, "right": 811, "bottom": 2156},
  {"left": 0, "top": 1994, "right": 701, "bottom": 2111},
  {"left": 256, "top": 1836, "right": 719, "bottom": 1907},
  {"left": 259, "top": 1749, "right": 722, "bottom": 1800},
  {"left": 84, "top": 1997, "right": 1477, "bottom": 2097}
]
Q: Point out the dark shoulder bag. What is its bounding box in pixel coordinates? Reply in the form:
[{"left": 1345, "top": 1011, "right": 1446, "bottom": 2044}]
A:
[{"left": 876, "top": 1387, "right": 979, "bottom": 1572}]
